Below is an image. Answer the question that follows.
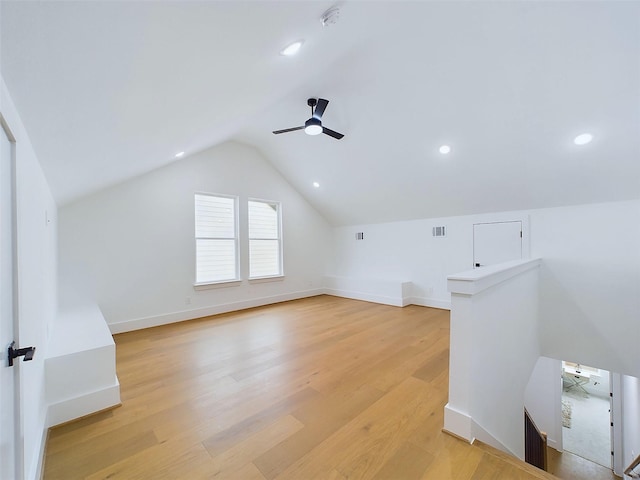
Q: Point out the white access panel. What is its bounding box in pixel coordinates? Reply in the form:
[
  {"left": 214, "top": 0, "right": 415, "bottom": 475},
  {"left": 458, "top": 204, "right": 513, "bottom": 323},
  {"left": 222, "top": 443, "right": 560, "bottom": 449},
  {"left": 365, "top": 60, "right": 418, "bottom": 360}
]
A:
[{"left": 473, "top": 221, "right": 522, "bottom": 268}]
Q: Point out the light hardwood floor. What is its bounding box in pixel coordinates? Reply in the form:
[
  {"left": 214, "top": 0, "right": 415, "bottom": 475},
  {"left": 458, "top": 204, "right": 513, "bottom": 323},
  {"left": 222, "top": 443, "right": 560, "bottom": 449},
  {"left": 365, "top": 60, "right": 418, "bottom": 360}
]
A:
[{"left": 44, "top": 295, "right": 606, "bottom": 479}]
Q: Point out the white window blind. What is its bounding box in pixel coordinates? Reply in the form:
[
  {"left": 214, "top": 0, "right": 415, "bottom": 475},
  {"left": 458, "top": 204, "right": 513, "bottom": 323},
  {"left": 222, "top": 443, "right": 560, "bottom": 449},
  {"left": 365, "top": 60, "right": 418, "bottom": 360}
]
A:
[
  {"left": 195, "top": 193, "right": 238, "bottom": 283},
  {"left": 248, "top": 200, "right": 282, "bottom": 278}
]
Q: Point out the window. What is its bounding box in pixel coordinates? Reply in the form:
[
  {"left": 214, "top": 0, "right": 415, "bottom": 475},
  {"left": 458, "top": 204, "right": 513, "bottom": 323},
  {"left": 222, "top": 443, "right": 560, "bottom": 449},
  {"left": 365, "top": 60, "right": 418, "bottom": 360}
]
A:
[
  {"left": 194, "top": 193, "right": 238, "bottom": 284},
  {"left": 248, "top": 199, "right": 282, "bottom": 278}
]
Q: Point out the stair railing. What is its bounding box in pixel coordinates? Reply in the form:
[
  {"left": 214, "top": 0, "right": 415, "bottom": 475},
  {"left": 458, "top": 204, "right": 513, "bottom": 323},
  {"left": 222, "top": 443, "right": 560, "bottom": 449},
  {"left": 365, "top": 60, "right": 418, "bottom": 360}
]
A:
[{"left": 625, "top": 452, "right": 640, "bottom": 478}]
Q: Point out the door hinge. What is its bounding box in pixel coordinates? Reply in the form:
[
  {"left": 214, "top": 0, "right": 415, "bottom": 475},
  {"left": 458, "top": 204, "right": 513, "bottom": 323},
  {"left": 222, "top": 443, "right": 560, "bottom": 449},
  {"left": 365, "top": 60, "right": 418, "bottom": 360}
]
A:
[{"left": 520, "top": 231, "right": 522, "bottom": 238}]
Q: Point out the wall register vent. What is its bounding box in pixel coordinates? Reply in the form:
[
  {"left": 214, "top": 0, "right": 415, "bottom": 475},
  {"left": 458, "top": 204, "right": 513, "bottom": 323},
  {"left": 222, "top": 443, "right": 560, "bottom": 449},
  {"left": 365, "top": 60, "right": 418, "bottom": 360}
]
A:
[
  {"left": 432, "top": 226, "right": 446, "bottom": 237},
  {"left": 355, "top": 232, "right": 364, "bottom": 240}
]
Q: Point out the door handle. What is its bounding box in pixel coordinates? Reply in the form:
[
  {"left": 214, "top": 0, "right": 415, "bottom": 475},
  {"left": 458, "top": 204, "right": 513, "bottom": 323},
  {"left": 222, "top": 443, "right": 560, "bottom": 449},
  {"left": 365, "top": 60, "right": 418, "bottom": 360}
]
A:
[{"left": 8, "top": 341, "right": 36, "bottom": 367}]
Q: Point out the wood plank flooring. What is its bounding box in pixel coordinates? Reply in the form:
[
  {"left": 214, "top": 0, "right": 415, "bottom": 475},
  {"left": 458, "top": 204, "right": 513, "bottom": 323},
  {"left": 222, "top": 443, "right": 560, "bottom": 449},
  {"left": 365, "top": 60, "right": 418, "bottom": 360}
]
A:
[
  {"left": 547, "top": 449, "right": 619, "bottom": 480},
  {"left": 43, "top": 295, "right": 591, "bottom": 479}
]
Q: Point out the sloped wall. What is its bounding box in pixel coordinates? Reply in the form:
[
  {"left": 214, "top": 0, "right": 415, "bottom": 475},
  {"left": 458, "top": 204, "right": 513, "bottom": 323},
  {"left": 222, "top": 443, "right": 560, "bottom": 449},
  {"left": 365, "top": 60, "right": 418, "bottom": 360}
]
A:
[{"left": 59, "top": 141, "right": 332, "bottom": 331}]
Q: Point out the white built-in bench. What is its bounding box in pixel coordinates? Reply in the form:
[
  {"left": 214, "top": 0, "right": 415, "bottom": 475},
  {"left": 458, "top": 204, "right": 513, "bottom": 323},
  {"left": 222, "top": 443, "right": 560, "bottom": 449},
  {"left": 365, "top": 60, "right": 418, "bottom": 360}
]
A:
[
  {"left": 324, "top": 275, "right": 412, "bottom": 307},
  {"left": 45, "top": 304, "right": 120, "bottom": 427}
]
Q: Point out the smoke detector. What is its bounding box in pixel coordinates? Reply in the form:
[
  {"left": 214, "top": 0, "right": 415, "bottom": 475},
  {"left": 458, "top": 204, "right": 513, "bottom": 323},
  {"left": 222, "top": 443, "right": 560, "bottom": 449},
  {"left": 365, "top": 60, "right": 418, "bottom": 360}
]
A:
[{"left": 321, "top": 6, "right": 340, "bottom": 27}]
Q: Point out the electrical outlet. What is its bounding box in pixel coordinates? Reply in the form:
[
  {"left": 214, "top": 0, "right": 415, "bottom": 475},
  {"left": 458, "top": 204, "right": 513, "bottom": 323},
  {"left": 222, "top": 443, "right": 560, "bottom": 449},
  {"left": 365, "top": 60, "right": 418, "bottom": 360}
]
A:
[{"left": 185, "top": 297, "right": 191, "bottom": 305}]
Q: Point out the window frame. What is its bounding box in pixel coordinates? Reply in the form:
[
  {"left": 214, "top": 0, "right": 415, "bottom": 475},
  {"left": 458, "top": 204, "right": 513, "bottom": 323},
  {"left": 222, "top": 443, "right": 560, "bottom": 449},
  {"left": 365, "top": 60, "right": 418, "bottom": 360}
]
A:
[
  {"left": 247, "top": 198, "right": 283, "bottom": 280},
  {"left": 194, "top": 192, "right": 240, "bottom": 287}
]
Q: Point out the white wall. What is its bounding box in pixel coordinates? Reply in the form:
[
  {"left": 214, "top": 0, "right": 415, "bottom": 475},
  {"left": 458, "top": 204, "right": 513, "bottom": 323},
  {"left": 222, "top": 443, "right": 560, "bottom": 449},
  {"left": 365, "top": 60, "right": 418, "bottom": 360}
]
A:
[
  {"left": 331, "top": 199, "right": 640, "bottom": 379},
  {"left": 1, "top": 76, "right": 58, "bottom": 480},
  {"left": 59, "top": 141, "right": 332, "bottom": 331},
  {"left": 532, "top": 201, "right": 640, "bottom": 378},
  {"left": 446, "top": 260, "right": 540, "bottom": 458},
  {"left": 471, "top": 264, "right": 540, "bottom": 458},
  {"left": 331, "top": 215, "right": 478, "bottom": 309},
  {"left": 622, "top": 375, "right": 640, "bottom": 478},
  {"left": 524, "top": 356, "right": 563, "bottom": 451}
]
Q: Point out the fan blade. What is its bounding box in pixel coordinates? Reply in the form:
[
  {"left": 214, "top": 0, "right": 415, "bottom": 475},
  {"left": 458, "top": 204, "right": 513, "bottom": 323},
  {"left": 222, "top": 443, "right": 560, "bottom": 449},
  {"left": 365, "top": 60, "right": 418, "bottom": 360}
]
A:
[
  {"left": 313, "top": 98, "right": 329, "bottom": 120},
  {"left": 322, "top": 127, "right": 344, "bottom": 139},
  {"left": 273, "top": 126, "right": 304, "bottom": 134}
]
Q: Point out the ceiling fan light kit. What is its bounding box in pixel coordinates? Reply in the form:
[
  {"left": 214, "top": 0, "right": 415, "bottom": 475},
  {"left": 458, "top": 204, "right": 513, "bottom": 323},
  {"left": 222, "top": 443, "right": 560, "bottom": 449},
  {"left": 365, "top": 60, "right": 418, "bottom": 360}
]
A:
[
  {"left": 304, "top": 118, "right": 323, "bottom": 135},
  {"left": 273, "top": 98, "right": 345, "bottom": 140}
]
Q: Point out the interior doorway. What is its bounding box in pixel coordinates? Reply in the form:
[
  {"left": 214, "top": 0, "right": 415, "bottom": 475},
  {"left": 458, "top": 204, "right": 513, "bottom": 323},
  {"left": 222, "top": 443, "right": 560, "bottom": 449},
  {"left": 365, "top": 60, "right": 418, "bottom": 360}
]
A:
[
  {"left": 561, "top": 361, "right": 612, "bottom": 469},
  {"left": 0, "top": 114, "right": 20, "bottom": 479}
]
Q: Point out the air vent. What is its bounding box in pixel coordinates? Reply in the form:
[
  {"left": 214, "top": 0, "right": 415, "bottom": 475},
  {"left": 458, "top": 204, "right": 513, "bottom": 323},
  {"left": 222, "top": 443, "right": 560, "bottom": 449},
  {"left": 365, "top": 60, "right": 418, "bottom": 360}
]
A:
[
  {"left": 432, "top": 226, "right": 446, "bottom": 237},
  {"left": 355, "top": 232, "right": 364, "bottom": 240}
]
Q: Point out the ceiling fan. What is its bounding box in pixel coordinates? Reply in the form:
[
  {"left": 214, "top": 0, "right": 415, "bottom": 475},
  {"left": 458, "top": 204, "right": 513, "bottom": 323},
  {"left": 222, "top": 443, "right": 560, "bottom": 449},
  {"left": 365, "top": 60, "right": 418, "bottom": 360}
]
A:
[{"left": 273, "top": 98, "right": 344, "bottom": 140}]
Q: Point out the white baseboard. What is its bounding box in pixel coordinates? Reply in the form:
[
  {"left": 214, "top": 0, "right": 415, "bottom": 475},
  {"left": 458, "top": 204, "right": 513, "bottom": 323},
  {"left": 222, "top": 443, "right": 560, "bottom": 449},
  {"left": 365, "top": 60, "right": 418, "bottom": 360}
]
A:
[
  {"left": 322, "top": 291, "right": 451, "bottom": 310},
  {"left": 547, "top": 438, "right": 561, "bottom": 452},
  {"left": 46, "top": 380, "right": 121, "bottom": 428},
  {"left": 108, "top": 288, "right": 451, "bottom": 335},
  {"left": 35, "top": 382, "right": 121, "bottom": 479},
  {"left": 443, "top": 403, "right": 475, "bottom": 443},
  {"left": 473, "top": 419, "right": 519, "bottom": 459},
  {"left": 407, "top": 296, "right": 451, "bottom": 310},
  {"left": 324, "top": 288, "right": 407, "bottom": 307},
  {"left": 444, "top": 403, "right": 520, "bottom": 459},
  {"left": 108, "top": 288, "right": 325, "bottom": 334}
]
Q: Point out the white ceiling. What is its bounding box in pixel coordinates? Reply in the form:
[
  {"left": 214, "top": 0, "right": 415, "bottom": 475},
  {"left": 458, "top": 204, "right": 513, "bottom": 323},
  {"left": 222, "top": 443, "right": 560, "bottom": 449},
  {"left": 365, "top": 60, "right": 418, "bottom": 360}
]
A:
[{"left": 2, "top": 1, "right": 639, "bottom": 225}]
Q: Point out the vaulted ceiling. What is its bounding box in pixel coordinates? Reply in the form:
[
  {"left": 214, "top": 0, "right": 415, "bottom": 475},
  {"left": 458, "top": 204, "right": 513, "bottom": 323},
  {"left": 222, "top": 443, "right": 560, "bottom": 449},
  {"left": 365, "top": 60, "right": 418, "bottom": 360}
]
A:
[{"left": 2, "top": 1, "right": 639, "bottom": 225}]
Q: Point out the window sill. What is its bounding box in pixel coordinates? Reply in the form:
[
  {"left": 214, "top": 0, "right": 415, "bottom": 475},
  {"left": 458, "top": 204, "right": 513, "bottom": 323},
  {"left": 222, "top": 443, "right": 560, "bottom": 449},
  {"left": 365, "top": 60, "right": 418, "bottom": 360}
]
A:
[
  {"left": 248, "top": 275, "right": 285, "bottom": 284},
  {"left": 193, "top": 280, "right": 242, "bottom": 291}
]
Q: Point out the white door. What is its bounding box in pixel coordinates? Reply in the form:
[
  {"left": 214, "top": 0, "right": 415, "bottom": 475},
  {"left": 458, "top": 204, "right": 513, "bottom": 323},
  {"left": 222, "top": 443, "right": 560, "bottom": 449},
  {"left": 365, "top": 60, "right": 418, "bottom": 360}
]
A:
[
  {"left": 473, "top": 221, "right": 522, "bottom": 268},
  {"left": 1, "top": 120, "right": 19, "bottom": 479}
]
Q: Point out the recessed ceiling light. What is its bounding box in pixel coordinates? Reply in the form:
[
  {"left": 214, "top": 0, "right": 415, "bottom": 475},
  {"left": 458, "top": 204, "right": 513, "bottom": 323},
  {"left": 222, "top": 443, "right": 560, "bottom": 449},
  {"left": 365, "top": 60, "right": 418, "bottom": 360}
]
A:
[
  {"left": 439, "top": 145, "right": 451, "bottom": 154},
  {"left": 313, "top": 182, "right": 320, "bottom": 188},
  {"left": 175, "top": 151, "right": 185, "bottom": 158},
  {"left": 280, "top": 40, "right": 304, "bottom": 56},
  {"left": 574, "top": 133, "right": 593, "bottom": 145}
]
